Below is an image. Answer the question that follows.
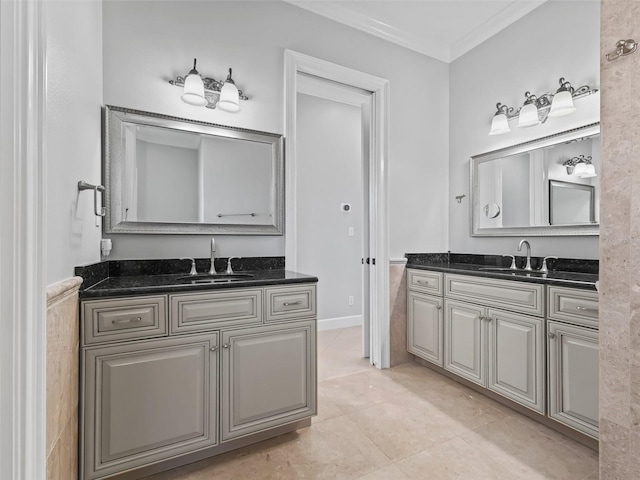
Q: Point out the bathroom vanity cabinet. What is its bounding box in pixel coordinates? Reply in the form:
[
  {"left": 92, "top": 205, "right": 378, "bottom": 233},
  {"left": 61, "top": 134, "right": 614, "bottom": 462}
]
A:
[
  {"left": 407, "top": 268, "right": 598, "bottom": 440},
  {"left": 80, "top": 283, "right": 317, "bottom": 480}
]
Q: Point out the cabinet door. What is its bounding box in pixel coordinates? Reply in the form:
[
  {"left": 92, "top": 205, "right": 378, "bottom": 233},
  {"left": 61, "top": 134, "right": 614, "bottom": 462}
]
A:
[
  {"left": 407, "top": 291, "right": 443, "bottom": 366},
  {"left": 444, "top": 299, "right": 486, "bottom": 386},
  {"left": 221, "top": 320, "right": 316, "bottom": 441},
  {"left": 82, "top": 334, "right": 218, "bottom": 480},
  {"left": 548, "top": 321, "right": 599, "bottom": 439},
  {"left": 487, "top": 309, "right": 544, "bottom": 413}
]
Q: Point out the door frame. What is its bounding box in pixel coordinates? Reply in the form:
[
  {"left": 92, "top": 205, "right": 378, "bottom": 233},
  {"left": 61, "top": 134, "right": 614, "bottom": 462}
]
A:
[
  {"left": 0, "top": 1, "right": 47, "bottom": 479},
  {"left": 284, "top": 50, "right": 390, "bottom": 368}
]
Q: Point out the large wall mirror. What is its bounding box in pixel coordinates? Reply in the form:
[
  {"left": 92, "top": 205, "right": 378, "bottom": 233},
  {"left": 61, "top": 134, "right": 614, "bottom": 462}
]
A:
[
  {"left": 470, "top": 123, "right": 600, "bottom": 236},
  {"left": 104, "top": 106, "right": 284, "bottom": 235}
]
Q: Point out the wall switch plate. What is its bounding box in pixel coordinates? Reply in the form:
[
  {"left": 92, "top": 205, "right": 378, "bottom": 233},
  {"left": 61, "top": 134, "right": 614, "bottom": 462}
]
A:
[
  {"left": 348, "top": 227, "right": 354, "bottom": 236},
  {"left": 348, "top": 296, "right": 354, "bottom": 306}
]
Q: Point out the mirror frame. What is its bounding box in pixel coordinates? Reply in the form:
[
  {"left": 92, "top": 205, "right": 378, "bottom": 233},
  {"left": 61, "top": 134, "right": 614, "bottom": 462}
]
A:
[
  {"left": 103, "top": 105, "right": 284, "bottom": 235},
  {"left": 470, "top": 122, "right": 600, "bottom": 237}
]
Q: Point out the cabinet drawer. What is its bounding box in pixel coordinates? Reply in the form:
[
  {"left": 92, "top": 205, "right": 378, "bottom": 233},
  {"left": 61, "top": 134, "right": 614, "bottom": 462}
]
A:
[
  {"left": 265, "top": 285, "right": 316, "bottom": 322},
  {"left": 548, "top": 286, "right": 599, "bottom": 329},
  {"left": 82, "top": 296, "right": 167, "bottom": 346},
  {"left": 170, "top": 289, "right": 263, "bottom": 334},
  {"left": 408, "top": 269, "right": 443, "bottom": 295},
  {"left": 445, "top": 274, "right": 544, "bottom": 317}
]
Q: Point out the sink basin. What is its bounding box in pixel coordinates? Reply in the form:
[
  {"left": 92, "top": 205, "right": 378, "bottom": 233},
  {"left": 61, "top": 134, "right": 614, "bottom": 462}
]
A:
[
  {"left": 176, "top": 273, "right": 254, "bottom": 281},
  {"left": 478, "top": 267, "right": 546, "bottom": 275}
]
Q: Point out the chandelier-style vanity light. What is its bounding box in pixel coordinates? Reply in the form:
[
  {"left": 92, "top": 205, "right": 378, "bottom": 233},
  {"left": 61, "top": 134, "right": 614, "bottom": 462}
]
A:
[
  {"left": 169, "top": 59, "right": 248, "bottom": 112},
  {"left": 563, "top": 155, "right": 597, "bottom": 178},
  {"left": 488, "top": 77, "right": 597, "bottom": 135}
]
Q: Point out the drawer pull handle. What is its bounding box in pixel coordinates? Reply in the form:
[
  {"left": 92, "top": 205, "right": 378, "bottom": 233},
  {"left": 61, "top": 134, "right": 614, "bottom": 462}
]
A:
[
  {"left": 112, "top": 316, "right": 143, "bottom": 325},
  {"left": 416, "top": 280, "right": 430, "bottom": 285},
  {"left": 283, "top": 301, "right": 302, "bottom": 307},
  {"left": 576, "top": 305, "right": 598, "bottom": 313}
]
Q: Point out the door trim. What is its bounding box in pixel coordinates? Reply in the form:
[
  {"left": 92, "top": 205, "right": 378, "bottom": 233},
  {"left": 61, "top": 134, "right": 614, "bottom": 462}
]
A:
[
  {"left": 284, "top": 50, "right": 390, "bottom": 368},
  {"left": 0, "top": 1, "right": 47, "bottom": 478}
]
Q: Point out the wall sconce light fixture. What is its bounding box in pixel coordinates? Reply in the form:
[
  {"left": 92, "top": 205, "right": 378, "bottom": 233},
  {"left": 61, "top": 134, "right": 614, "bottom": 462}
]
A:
[
  {"left": 169, "top": 59, "right": 249, "bottom": 112},
  {"left": 563, "top": 155, "right": 597, "bottom": 178},
  {"left": 488, "top": 77, "right": 597, "bottom": 135}
]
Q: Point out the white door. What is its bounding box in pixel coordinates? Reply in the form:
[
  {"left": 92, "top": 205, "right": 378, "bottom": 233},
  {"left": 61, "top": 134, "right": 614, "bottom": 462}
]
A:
[{"left": 295, "top": 73, "right": 372, "bottom": 357}]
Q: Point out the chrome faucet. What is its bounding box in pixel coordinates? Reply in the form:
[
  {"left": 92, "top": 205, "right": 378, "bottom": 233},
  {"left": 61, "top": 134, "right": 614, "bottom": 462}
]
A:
[
  {"left": 208, "top": 238, "right": 218, "bottom": 275},
  {"left": 179, "top": 257, "right": 198, "bottom": 276},
  {"left": 518, "top": 239, "right": 533, "bottom": 271},
  {"left": 226, "top": 257, "right": 240, "bottom": 275}
]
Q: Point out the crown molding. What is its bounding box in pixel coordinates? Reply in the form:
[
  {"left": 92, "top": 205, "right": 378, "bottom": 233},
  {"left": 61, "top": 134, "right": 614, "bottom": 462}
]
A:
[
  {"left": 285, "top": 0, "right": 451, "bottom": 62},
  {"left": 450, "top": 0, "right": 547, "bottom": 61},
  {"left": 285, "top": 0, "right": 547, "bottom": 63}
]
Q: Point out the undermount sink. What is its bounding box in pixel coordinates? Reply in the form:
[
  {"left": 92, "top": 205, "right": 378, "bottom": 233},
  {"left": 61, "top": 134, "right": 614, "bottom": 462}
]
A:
[
  {"left": 176, "top": 273, "right": 254, "bottom": 282},
  {"left": 478, "top": 267, "right": 546, "bottom": 275}
]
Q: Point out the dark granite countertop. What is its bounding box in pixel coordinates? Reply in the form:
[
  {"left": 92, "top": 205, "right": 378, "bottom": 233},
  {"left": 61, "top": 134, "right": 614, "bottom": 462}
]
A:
[
  {"left": 79, "top": 270, "right": 318, "bottom": 299},
  {"left": 75, "top": 257, "right": 317, "bottom": 299},
  {"left": 406, "top": 253, "right": 598, "bottom": 291}
]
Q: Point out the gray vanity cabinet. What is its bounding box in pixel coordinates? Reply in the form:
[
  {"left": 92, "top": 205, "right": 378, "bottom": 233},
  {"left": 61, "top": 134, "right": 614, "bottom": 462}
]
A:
[
  {"left": 221, "top": 320, "right": 316, "bottom": 441},
  {"left": 547, "top": 285, "right": 599, "bottom": 439},
  {"left": 81, "top": 333, "right": 218, "bottom": 480},
  {"left": 442, "top": 275, "right": 546, "bottom": 413}
]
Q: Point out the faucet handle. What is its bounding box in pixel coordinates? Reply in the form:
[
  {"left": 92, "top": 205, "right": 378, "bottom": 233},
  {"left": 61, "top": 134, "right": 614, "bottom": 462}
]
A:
[
  {"left": 226, "top": 256, "right": 240, "bottom": 275},
  {"left": 502, "top": 254, "right": 517, "bottom": 270},
  {"left": 179, "top": 257, "right": 197, "bottom": 276},
  {"left": 539, "top": 256, "right": 558, "bottom": 274}
]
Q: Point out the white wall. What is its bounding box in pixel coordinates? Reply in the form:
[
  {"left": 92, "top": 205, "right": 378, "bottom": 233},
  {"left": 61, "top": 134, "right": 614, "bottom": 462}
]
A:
[
  {"left": 46, "top": 1, "right": 103, "bottom": 283},
  {"left": 449, "top": 0, "right": 600, "bottom": 259},
  {"left": 296, "top": 93, "right": 363, "bottom": 322},
  {"left": 102, "top": 0, "right": 450, "bottom": 260}
]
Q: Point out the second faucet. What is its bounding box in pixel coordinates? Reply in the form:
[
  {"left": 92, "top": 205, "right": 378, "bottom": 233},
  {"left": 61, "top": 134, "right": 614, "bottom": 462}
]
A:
[{"left": 518, "top": 239, "right": 533, "bottom": 271}]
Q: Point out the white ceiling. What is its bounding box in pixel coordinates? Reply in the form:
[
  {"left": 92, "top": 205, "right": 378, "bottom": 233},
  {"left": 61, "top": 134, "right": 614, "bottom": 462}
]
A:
[{"left": 285, "top": 0, "right": 547, "bottom": 63}]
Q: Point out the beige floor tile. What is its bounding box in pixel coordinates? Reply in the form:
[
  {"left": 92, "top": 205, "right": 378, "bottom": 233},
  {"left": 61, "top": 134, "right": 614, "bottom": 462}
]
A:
[
  {"left": 581, "top": 472, "right": 599, "bottom": 480},
  {"left": 347, "top": 397, "right": 465, "bottom": 461},
  {"left": 460, "top": 415, "right": 598, "bottom": 479},
  {"left": 396, "top": 437, "right": 521, "bottom": 480},
  {"left": 318, "top": 347, "right": 371, "bottom": 381},
  {"left": 313, "top": 385, "right": 346, "bottom": 424},
  {"left": 355, "top": 463, "right": 409, "bottom": 479}
]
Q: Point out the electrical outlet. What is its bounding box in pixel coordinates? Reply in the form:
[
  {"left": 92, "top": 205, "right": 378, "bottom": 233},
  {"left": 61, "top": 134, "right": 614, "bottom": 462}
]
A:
[{"left": 348, "top": 296, "right": 354, "bottom": 306}]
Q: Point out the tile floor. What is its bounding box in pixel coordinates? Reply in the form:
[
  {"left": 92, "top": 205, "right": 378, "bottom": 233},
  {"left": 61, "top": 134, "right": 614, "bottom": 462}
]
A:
[{"left": 142, "top": 326, "right": 598, "bottom": 480}]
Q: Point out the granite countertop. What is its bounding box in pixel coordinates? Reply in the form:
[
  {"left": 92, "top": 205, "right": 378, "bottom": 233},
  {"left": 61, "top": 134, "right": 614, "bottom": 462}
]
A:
[
  {"left": 76, "top": 257, "right": 318, "bottom": 299},
  {"left": 406, "top": 253, "right": 598, "bottom": 290}
]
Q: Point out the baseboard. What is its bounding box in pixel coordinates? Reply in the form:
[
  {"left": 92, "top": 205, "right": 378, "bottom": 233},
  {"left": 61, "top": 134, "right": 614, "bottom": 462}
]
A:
[{"left": 317, "top": 315, "right": 363, "bottom": 331}]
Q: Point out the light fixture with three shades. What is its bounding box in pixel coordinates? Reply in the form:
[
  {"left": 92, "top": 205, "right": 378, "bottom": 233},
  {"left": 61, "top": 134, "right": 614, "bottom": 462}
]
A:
[{"left": 489, "top": 77, "right": 597, "bottom": 136}]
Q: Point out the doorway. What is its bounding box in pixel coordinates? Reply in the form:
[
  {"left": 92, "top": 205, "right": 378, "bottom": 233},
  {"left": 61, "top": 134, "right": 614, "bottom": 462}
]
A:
[
  {"left": 284, "top": 50, "right": 390, "bottom": 368},
  {"left": 296, "top": 73, "right": 372, "bottom": 367}
]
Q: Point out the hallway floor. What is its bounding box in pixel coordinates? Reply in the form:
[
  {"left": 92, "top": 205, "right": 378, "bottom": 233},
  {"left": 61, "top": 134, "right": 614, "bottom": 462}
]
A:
[{"left": 142, "top": 326, "right": 598, "bottom": 480}]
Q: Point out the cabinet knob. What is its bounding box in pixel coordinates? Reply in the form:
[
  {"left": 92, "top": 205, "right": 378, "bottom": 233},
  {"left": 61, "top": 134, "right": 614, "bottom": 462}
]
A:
[
  {"left": 436, "top": 305, "right": 442, "bottom": 311},
  {"left": 210, "top": 346, "right": 217, "bottom": 352},
  {"left": 223, "top": 343, "right": 231, "bottom": 349},
  {"left": 548, "top": 332, "right": 556, "bottom": 339}
]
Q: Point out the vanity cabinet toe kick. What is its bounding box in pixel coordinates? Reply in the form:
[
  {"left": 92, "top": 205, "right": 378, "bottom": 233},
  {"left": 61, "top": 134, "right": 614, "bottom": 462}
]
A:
[
  {"left": 407, "top": 269, "right": 599, "bottom": 444},
  {"left": 80, "top": 283, "right": 317, "bottom": 480}
]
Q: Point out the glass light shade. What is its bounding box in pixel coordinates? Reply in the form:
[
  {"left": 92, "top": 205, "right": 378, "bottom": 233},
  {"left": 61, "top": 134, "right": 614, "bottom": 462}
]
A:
[
  {"left": 573, "top": 162, "right": 588, "bottom": 176},
  {"left": 548, "top": 90, "right": 576, "bottom": 118},
  {"left": 517, "top": 103, "right": 541, "bottom": 128},
  {"left": 488, "top": 113, "right": 510, "bottom": 135},
  {"left": 217, "top": 82, "right": 240, "bottom": 112},
  {"left": 181, "top": 73, "right": 207, "bottom": 106},
  {"left": 579, "top": 164, "right": 597, "bottom": 178}
]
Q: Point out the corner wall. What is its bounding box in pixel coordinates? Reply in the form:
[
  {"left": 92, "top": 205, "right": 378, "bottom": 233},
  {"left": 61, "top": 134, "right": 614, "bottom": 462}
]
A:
[
  {"left": 599, "top": 1, "right": 640, "bottom": 477},
  {"left": 449, "top": 1, "right": 600, "bottom": 259}
]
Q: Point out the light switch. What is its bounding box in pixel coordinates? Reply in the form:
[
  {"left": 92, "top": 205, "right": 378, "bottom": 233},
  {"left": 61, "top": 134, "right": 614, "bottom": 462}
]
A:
[{"left": 348, "top": 227, "right": 354, "bottom": 237}]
